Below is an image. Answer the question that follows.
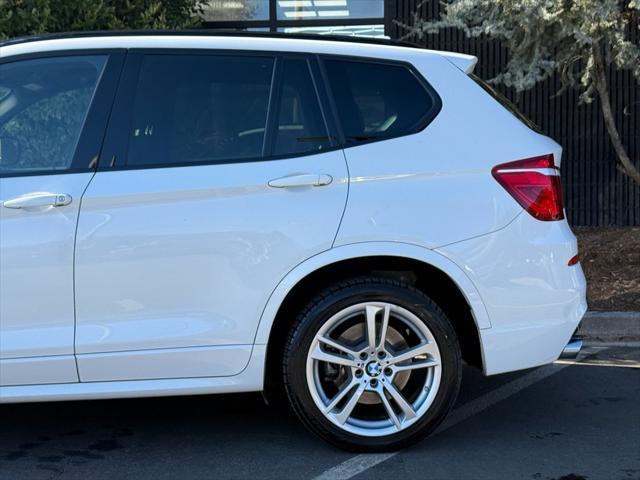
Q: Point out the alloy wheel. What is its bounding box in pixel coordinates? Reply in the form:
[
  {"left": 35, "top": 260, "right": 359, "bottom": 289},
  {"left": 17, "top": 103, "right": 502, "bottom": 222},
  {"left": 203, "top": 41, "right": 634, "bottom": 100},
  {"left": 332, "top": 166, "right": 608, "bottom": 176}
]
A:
[{"left": 306, "top": 302, "right": 442, "bottom": 437}]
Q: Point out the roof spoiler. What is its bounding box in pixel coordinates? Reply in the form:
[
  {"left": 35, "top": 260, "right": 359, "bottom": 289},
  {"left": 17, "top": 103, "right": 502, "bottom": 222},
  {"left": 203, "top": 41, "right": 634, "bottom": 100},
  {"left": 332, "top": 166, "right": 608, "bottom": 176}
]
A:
[{"left": 437, "top": 51, "right": 478, "bottom": 74}]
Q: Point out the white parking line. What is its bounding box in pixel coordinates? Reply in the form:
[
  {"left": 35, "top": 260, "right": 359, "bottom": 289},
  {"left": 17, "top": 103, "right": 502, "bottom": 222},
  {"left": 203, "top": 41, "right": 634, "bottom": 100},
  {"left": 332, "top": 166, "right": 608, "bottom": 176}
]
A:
[
  {"left": 313, "top": 351, "right": 598, "bottom": 480},
  {"left": 313, "top": 453, "right": 397, "bottom": 480}
]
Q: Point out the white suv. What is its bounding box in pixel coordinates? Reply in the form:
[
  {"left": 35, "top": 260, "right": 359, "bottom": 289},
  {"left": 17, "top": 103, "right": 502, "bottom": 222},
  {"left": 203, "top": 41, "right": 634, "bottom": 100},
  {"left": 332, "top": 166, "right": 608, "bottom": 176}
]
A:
[{"left": 0, "top": 33, "right": 587, "bottom": 451}]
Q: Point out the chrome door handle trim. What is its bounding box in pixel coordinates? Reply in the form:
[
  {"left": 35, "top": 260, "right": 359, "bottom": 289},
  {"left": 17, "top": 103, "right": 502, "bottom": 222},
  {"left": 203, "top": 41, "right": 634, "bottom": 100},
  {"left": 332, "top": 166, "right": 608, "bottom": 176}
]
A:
[
  {"left": 3, "top": 192, "right": 72, "bottom": 209},
  {"left": 268, "top": 174, "right": 333, "bottom": 188}
]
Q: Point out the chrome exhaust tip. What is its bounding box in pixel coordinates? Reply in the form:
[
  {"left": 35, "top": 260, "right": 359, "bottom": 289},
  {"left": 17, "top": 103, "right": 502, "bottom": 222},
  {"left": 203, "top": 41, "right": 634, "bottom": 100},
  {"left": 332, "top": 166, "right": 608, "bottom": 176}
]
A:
[{"left": 560, "top": 337, "right": 583, "bottom": 359}]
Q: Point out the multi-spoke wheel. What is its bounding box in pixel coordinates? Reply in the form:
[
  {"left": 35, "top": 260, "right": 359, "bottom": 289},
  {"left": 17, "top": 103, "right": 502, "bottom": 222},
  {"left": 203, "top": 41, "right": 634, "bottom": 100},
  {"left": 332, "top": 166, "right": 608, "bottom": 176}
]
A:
[
  {"left": 283, "top": 277, "right": 462, "bottom": 451},
  {"left": 307, "top": 302, "right": 441, "bottom": 436}
]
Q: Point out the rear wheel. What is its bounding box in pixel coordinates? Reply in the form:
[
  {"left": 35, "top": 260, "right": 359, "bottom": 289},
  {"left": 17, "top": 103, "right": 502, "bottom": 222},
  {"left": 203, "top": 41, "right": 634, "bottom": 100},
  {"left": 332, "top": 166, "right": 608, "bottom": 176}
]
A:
[{"left": 283, "top": 277, "right": 462, "bottom": 451}]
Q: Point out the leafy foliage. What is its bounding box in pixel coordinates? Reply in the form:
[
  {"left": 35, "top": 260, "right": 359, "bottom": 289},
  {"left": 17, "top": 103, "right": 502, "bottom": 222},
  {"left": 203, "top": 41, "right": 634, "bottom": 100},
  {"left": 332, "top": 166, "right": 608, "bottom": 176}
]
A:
[
  {"left": 0, "top": 88, "right": 93, "bottom": 171},
  {"left": 405, "top": 0, "right": 639, "bottom": 100},
  {"left": 0, "top": 0, "right": 206, "bottom": 39},
  {"left": 403, "top": 0, "right": 640, "bottom": 184}
]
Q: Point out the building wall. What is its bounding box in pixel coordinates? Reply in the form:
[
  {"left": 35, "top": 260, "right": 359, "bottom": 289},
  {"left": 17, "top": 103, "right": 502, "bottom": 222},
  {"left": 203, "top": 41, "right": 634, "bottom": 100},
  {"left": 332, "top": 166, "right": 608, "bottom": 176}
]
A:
[{"left": 386, "top": 0, "right": 640, "bottom": 226}]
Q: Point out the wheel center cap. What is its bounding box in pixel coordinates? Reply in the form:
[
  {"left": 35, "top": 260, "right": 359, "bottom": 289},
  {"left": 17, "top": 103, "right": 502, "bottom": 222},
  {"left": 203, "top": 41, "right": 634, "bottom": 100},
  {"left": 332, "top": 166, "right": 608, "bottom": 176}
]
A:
[{"left": 366, "top": 361, "right": 381, "bottom": 377}]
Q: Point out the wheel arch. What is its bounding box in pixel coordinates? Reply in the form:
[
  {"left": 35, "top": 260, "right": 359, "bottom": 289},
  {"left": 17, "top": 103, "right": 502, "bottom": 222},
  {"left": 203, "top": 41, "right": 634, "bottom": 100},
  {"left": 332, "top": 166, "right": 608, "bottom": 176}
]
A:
[{"left": 255, "top": 242, "right": 490, "bottom": 394}]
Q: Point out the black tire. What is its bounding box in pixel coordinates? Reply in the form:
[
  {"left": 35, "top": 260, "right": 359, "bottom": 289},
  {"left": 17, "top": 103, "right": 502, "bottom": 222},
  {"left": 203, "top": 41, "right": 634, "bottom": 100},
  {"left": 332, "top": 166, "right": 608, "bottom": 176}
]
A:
[{"left": 282, "top": 277, "right": 462, "bottom": 452}]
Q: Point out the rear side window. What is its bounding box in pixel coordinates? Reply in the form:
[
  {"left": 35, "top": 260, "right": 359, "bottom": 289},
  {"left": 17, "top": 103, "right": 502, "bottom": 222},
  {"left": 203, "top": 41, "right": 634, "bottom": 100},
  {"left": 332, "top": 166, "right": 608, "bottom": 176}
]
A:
[
  {"left": 127, "top": 54, "right": 274, "bottom": 167},
  {"left": 323, "top": 59, "right": 438, "bottom": 145},
  {"left": 271, "top": 58, "right": 330, "bottom": 156},
  {"left": 0, "top": 56, "right": 106, "bottom": 174}
]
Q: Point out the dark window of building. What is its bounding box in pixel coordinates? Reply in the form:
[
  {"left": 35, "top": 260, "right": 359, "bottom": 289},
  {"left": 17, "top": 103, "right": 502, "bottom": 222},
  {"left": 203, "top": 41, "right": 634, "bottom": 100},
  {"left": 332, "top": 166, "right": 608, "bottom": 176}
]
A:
[
  {"left": 127, "top": 54, "right": 274, "bottom": 166},
  {"left": 276, "top": 0, "right": 383, "bottom": 21},
  {"left": 323, "top": 59, "right": 437, "bottom": 144},
  {"left": 272, "top": 58, "right": 330, "bottom": 156},
  {"left": 200, "top": 0, "right": 385, "bottom": 35},
  {"left": 0, "top": 56, "right": 106, "bottom": 173}
]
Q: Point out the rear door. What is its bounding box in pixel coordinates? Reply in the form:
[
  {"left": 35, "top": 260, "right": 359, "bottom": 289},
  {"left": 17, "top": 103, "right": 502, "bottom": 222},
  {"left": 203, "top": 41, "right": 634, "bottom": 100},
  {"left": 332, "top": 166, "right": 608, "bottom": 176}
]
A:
[
  {"left": 0, "top": 52, "right": 122, "bottom": 386},
  {"left": 74, "top": 51, "right": 348, "bottom": 381}
]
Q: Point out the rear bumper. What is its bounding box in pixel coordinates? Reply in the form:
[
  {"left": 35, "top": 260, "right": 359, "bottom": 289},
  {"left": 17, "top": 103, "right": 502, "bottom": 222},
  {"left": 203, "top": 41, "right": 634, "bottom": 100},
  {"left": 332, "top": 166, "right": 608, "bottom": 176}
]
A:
[
  {"left": 436, "top": 212, "right": 588, "bottom": 375},
  {"left": 477, "top": 306, "right": 586, "bottom": 374}
]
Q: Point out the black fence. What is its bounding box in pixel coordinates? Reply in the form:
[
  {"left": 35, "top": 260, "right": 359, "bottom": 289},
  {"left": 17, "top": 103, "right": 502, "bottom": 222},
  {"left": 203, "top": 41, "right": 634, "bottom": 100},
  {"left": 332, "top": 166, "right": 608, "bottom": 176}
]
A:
[{"left": 386, "top": 0, "right": 640, "bottom": 226}]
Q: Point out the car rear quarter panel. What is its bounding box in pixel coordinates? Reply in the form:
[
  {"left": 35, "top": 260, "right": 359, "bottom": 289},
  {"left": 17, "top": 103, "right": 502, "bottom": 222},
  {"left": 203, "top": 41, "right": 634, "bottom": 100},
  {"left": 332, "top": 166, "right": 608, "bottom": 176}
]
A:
[{"left": 334, "top": 54, "right": 561, "bottom": 250}]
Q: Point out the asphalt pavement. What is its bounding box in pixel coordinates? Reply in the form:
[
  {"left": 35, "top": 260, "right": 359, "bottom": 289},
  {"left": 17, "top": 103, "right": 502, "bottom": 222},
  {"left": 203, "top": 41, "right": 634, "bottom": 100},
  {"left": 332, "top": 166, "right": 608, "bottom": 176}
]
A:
[{"left": 1, "top": 344, "right": 638, "bottom": 480}]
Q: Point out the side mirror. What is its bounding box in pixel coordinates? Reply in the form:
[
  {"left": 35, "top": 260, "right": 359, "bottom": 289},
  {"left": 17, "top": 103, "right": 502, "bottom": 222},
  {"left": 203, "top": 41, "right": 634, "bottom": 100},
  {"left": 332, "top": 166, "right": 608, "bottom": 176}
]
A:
[{"left": 0, "top": 137, "right": 21, "bottom": 167}]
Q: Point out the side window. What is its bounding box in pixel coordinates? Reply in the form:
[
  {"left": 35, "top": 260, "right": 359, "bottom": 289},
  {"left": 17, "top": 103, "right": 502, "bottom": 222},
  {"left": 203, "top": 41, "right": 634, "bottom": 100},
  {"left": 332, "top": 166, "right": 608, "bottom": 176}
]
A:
[
  {"left": 127, "top": 54, "right": 274, "bottom": 167},
  {"left": 0, "top": 56, "right": 106, "bottom": 174},
  {"left": 323, "top": 59, "right": 437, "bottom": 144},
  {"left": 272, "top": 58, "right": 330, "bottom": 156}
]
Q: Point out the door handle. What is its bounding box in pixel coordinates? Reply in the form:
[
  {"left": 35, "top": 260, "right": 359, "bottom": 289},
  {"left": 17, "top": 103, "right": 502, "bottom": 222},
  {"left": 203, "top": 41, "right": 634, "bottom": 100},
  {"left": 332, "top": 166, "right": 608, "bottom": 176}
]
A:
[
  {"left": 268, "top": 173, "right": 333, "bottom": 188},
  {"left": 3, "top": 192, "right": 72, "bottom": 209}
]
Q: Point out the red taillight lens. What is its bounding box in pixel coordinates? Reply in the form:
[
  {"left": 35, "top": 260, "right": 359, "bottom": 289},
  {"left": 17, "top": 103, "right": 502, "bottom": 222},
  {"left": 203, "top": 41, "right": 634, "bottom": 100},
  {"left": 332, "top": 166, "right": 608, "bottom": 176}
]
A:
[
  {"left": 568, "top": 254, "right": 580, "bottom": 266},
  {"left": 492, "top": 154, "right": 565, "bottom": 221}
]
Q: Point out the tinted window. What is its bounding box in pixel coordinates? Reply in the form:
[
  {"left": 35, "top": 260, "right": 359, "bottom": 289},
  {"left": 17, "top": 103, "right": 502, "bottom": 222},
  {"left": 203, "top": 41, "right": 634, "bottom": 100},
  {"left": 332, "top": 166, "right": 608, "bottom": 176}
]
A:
[
  {"left": 272, "top": 58, "right": 330, "bottom": 156},
  {"left": 323, "top": 59, "right": 436, "bottom": 144},
  {"left": 0, "top": 56, "right": 106, "bottom": 173},
  {"left": 127, "top": 55, "right": 274, "bottom": 166}
]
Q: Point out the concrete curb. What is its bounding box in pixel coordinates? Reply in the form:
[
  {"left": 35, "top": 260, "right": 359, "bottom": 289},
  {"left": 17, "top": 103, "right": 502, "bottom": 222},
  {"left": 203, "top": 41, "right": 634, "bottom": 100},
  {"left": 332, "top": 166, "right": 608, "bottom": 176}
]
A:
[{"left": 578, "top": 311, "right": 640, "bottom": 342}]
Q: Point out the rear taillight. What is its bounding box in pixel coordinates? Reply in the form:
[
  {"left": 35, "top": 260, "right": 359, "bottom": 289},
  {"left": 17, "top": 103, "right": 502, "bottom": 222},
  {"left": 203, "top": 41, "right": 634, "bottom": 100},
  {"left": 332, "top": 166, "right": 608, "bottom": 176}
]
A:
[{"left": 492, "top": 154, "right": 565, "bottom": 221}]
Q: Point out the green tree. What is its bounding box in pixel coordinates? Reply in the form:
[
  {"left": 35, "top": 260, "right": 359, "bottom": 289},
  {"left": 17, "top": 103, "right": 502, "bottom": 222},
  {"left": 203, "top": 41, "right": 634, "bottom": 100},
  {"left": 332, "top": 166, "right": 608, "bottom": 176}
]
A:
[
  {"left": 0, "top": 0, "right": 206, "bottom": 39},
  {"left": 403, "top": 0, "right": 640, "bottom": 185}
]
